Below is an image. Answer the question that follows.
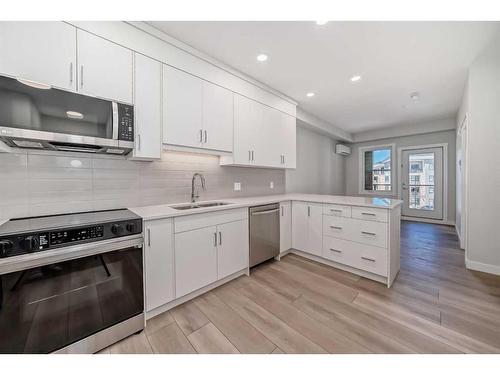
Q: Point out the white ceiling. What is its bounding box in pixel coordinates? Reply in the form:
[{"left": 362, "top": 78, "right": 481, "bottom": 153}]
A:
[{"left": 148, "top": 21, "right": 499, "bottom": 133}]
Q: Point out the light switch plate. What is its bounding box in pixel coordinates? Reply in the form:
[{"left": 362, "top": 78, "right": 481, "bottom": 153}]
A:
[
  {"left": 270, "top": 181, "right": 274, "bottom": 189},
  {"left": 234, "top": 182, "right": 241, "bottom": 191}
]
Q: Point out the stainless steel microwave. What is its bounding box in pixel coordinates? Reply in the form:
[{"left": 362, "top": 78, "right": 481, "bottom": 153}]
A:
[{"left": 0, "top": 75, "right": 134, "bottom": 155}]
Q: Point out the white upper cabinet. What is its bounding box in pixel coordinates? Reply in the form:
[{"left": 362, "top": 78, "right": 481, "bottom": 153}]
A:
[
  {"left": 221, "top": 94, "right": 296, "bottom": 169},
  {"left": 162, "top": 64, "right": 203, "bottom": 148},
  {"left": 0, "top": 22, "right": 77, "bottom": 91},
  {"left": 162, "top": 65, "right": 233, "bottom": 153},
  {"left": 77, "top": 30, "right": 133, "bottom": 104},
  {"left": 202, "top": 82, "right": 233, "bottom": 152},
  {"left": 131, "top": 53, "right": 162, "bottom": 160}
]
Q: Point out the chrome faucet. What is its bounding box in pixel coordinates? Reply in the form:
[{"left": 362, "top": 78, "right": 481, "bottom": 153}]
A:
[{"left": 191, "top": 173, "right": 206, "bottom": 203}]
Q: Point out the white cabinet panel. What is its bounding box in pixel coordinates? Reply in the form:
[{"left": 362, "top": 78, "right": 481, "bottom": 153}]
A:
[
  {"left": 231, "top": 94, "right": 263, "bottom": 165},
  {"left": 77, "top": 30, "right": 133, "bottom": 103},
  {"left": 132, "top": 53, "right": 161, "bottom": 160},
  {"left": 280, "top": 201, "right": 292, "bottom": 252},
  {"left": 162, "top": 65, "right": 203, "bottom": 148},
  {"left": 323, "top": 204, "right": 352, "bottom": 218},
  {"left": 281, "top": 113, "right": 297, "bottom": 169},
  {"left": 175, "top": 226, "right": 218, "bottom": 298},
  {"left": 351, "top": 206, "right": 388, "bottom": 223},
  {"left": 217, "top": 220, "right": 249, "bottom": 279},
  {"left": 323, "top": 216, "right": 388, "bottom": 248},
  {"left": 202, "top": 82, "right": 233, "bottom": 152},
  {"left": 145, "top": 218, "right": 174, "bottom": 312},
  {"left": 0, "top": 22, "right": 76, "bottom": 90},
  {"left": 291, "top": 201, "right": 322, "bottom": 256}
]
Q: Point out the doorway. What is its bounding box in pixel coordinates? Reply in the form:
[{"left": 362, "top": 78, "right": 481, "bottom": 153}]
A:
[{"left": 400, "top": 146, "right": 445, "bottom": 220}]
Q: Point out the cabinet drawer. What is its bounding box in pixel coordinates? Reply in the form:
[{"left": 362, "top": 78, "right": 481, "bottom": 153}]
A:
[
  {"left": 322, "top": 236, "right": 352, "bottom": 265},
  {"left": 323, "top": 216, "right": 388, "bottom": 248},
  {"left": 352, "top": 206, "right": 388, "bottom": 222},
  {"left": 323, "top": 204, "right": 352, "bottom": 218},
  {"left": 174, "top": 208, "right": 248, "bottom": 233},
  {"left": 348, "top": 243, "right": 388, "bottom": 276}
]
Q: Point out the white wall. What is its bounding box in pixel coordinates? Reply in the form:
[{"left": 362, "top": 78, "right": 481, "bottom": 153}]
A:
[
  {"left": 461, "top": 31, "right": 500, "bottom": 274},
  {"left": 286, "top": 126, "right": 345, "bottom": 195},
  {"left": 345, "top": 127, "right": 457, "bottom": 223}
]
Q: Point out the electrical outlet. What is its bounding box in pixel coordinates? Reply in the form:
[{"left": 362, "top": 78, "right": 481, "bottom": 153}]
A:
[
  {"left": 270, "top": 181, "right": 274, "bottom": 189},
  {"left": 234, "top": 182, "right": 241, "bottom": 191}
]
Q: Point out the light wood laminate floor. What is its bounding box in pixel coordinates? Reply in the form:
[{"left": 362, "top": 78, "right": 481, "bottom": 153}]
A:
[{"left": 102, "top": 221, "right": 500, "bottom": 354}]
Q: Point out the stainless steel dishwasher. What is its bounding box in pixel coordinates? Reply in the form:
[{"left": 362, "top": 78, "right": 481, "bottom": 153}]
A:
[{"left": 249, "top": 204, "right": 280, "bottom": 268}]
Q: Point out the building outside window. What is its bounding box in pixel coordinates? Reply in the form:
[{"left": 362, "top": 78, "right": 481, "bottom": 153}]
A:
[{"left": 359, "top": 145, "right": 394, "bottom": 194}]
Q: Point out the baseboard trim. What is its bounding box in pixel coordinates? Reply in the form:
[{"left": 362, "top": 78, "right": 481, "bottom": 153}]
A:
[
  {"left": 465, "top": 257, "right": 500, "bottom": 276},
  {"left": 402, "top": 216, "right": 455, "bottom": 226}
]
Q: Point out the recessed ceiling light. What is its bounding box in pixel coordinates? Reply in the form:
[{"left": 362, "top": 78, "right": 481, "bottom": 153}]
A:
[
  {"left": 256, "top": 54, "right": 268, "bottom": 62},
  {"left": 316, "top": 21, "right": 328, "bottom": 25},
  {"left": 66, "top": 111, "right": 84, "bottom": 119},
  {"left": 410, "top": 92, "right": 420, "bottom": 100},
  {"left": 350, "top": 75, "right": 362, "bottom": 82},
  {"left": 306, "top": 92, "right": 315, "bottom": 97}
]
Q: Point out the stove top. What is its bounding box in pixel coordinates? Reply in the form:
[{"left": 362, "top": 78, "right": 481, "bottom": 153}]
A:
[{"left": 0, "top": 209, "right": 143, "bottom": 259}]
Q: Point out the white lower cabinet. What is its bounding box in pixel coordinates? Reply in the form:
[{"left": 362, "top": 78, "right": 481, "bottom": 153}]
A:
[
  {"left": 280, "top": 201, "right": 292, "bottom": 252},
  {"left": 175, "top": 226, "right": 218, "bottom": 298},
  {"left": 144, "top": 218, "right": 175, "bottom": 312},
  {"left": 217, "top": 220, "right": 249, "bottom": 279},
  {"left": 291, "top": 201, "right": 322, "bottom": 256}
]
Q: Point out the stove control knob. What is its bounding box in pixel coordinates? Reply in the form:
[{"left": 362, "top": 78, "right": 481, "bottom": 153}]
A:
[
  {"left": 126, "top": 222, "right": 137, "bottom": 233},
  {"left": 0, "top": 240, "right": 14, "bottom": 258},
  {"left": 111, "top": 224, "right": 125, "bottom": 236},
  {"left": 20, "top": 236, "right": 38, "bottom": 252}
]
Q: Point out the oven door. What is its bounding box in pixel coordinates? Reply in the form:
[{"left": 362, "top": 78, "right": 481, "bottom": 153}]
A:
[{"left": 0, "top": 239, "right": 144, "bottom": 354}]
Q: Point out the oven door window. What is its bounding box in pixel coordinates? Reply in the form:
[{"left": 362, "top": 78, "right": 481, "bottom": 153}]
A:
[
  {"left": 0, "top": 75, "right": 113, "bottom": 139},
  {"left": 0, "top": 247, "right": 143, "bottom": 354}
]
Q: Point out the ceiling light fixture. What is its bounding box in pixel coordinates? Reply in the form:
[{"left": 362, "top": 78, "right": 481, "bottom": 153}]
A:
[
  {"left": 256, "top": 54, "right": 268, "bottom": 62},
  {"left": 410, "top": 92, "right": 420, "bottom": 100},
  {"left": 306, "top": 92, "right": 315, "bottom": 97},
  {"left": 350, "top": 75, "right": 362, "bottom": 82},
  {"left": 316, "top": 21, "right": 328, "bottom": 25}
]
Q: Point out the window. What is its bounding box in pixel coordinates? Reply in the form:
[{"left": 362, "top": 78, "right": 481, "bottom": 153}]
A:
[{"left": 359, "top": 145, "right": 394, "bottom": 194}]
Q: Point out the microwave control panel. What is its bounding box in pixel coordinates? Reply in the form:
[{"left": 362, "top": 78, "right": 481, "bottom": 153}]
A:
[{"left": 117, "top": 104, "right": 134, "bottom": 142}]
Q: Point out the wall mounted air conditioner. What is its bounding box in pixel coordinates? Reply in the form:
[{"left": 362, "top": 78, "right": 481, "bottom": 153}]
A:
[{"left": 335, "top": 144, "right": 351, "bottom": 156}]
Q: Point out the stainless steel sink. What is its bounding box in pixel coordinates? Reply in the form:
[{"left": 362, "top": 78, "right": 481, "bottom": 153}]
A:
[{"left": 170, "top": 202, "right": 231, "bottom": 210}]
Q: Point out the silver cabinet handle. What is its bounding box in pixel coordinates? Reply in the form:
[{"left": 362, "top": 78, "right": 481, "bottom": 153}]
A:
[
  {"left": 251, "top": 150, "right": 254, "bottom": 161},
  {"left": 308, "top": 206, "right": 311, "bottom": 217},
  {"left": 137, "top": 134, "right": 141, "bottom": 150},
  {"left": 200, "top": 129, "right": 203, "bottom": 143},
  {"left": 282, "top": 155, "right": 285, "bottom": 164},
  {"left": 204, "top": 130, "right": 207, "bottom": 143},
  {"left": 281, "top": 206, "right": 284, "bottom": 216},
  {"left": 361, "top": 212, "right": 376, "bottom": 216},
  {"left": 147, "top": 228, "right": 151, "bottom": 247},
  {"left": 219, "top": 231, "right": 222, "bottom": 246},
  {"left": 248, "top": 150, "right": 251, "bottom": 161},
  {"left": 80, "top": 65, "right": 84, "bottom": 88},
  {"left": 361, "top": 256, "right": 376, "bottom": 262},
  {"left": 330, "top": 209, "right": 342, "bottom": 213},
  {"left": 330, "top": 225, "right": 342, "bottom": 230},
  {"left": 214, "top": 232, "right": 217, "bottom": 246},
  {"left": 361, "top": 231, "right": 377, "bottom": 236},
  {"left": 70, "top": 62, "right": 73, "bottom": 85},
  {"left": 330, "top": 248, "right": 342, "bottom": 253}
]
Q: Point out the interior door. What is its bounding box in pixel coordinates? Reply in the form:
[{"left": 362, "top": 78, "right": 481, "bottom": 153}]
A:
[{"left": 401, "top": 147, "right": 443, "bottom": 219}]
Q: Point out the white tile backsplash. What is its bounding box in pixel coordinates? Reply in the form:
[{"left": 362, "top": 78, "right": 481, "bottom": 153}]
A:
[{"left": 0, "top": 148, "right": 285, "bottom": 220}]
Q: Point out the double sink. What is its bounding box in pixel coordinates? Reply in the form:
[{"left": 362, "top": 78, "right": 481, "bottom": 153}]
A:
[{"left": 170, "top": 202, "right": 231, "bottom": 211}]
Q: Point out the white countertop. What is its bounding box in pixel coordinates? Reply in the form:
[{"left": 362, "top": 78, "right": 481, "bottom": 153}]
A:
[{"left": 129, "top": 193, "right": 402, "bottom": 221}]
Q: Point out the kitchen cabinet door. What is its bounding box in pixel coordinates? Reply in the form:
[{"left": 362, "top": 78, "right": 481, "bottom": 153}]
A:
[
  {"left": 280, "top": 201, "right": 292, "bottom": 252},
  {"left": 162, "top": 65, "right": 203, "bottom": 149},
  {"left": 132, "top": 53, "right": 162, "bottom": 160},
  {"left": 0, "top": 22, "right": 76, "bottom": 91},
  {"left": 217, "top": 220, "right": 249, "bottom": 279},
  {"left": 145, "top": 218, "right": 174, "bottom": 312},
  {"left": 232, "top": 94, "right": 263, "bottom": 166},
  {"left": 260, "top": 105, "right": 282, "bottom": 168},
  {"left": 77, "top": 29, "right": 133, "bottom": 104},
  {"left": 202, "top": 81, "right": 233, "bottom": 152},
  {"left": 292, "top": 201, "right": 309, "bottom": 252},
  {"left": 281, "top": 112, "right": 297, "bottom": 169},
  {"left": 307, "top": 203, "right": 323, "bottom": 256},
  {"left": 175, "top": 226, "right": 218, "bottom": 298}
]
